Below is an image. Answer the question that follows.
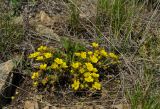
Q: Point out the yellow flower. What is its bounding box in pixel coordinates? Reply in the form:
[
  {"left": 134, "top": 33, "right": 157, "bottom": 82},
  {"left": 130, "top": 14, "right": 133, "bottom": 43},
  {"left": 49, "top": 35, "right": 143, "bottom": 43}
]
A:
[
  {"left": 80, "top": 52, "right": 86, "bottom": 59},
  {"left": 88, "top": 51, "right": 93, "bottom": 55},
  {"left": 84, "top": 72, "right": 91, "bottom": 77},
  {"left": 74, "top": 52, "right": 81, "bottom": 56},
  {"left": 36, "top": 56, "right": 44, "bottom": 61},
  {"left": 33, "top": 81, "right": 38, "bottom": 87},
  {"left": 31, "top": 72, "right": 39, "bottom": 79},
  {"left": 109, "top": 53, "right": 118, "bottom": 60},
  {"left": 51, "top": 63, "right": 58, "bottom": 69},
  {"left": 54, "top": 58, "right": 63, "bottom": 64},
  {"left": 90, "top": 55, "right": 98, "bottom": 63},
  {"left": 42, "top": 79, "right": 47, "bottom": 85},
  {"left": 39, "top": 64, "right": 47, "bottom": 70},
  {"left": 37, "top": 45, "right": 47, "bottom": 51},
  {"left": 72, "top": 62, "right": 81, "bottom": 69},
  {"left": 61, "top": 62, "right": 68, "bottom": 68},
  {"left": 94, "top": 50, "right": 99, "bottom": 56},
  {"left": 92, "top": 42, "right": 99, "bottom": 48},
  {"left": 91, "top": 73, "right": 99, "bottom": 78},
  {"left": 43, "top": 52, "right": 52, "bottom": 59},
  {"left": 71, "top": 70, "right": 74, "bottom": 73},
  {"left": 85, "top": 76, "right": 94, "bottom": 82},
  {"left": 85, "top": 63, "right": 93, "bottom": 71},
  {"left": 92, "top": 82, "right": 101, "bottom": 90},
  {"left": 92, "top": 68, "right": 98, "bottom": 72},
  {"left": 71, "top": 80, "right": 80, "bottom": 90},
  {"left": 28, "top": 52, "right": 40, "bottom": 58},
  {"left": 79, "top": 68, "right": 85, "bottom": 73},
  {"left": 100, "top": 49, "right": 108, "bottom": 57}
]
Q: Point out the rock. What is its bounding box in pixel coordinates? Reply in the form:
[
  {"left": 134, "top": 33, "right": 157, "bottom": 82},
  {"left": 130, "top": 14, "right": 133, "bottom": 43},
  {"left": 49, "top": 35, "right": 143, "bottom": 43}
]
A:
[
  {"left": 36, "top": 24, "right": 60, "bottom": 41},
  {"left": 0, "top": 56, "right": 21, "bottom": 107},
  {"left": 24, "top": 100, "right": 39, "bottom": 109},
  {"left": 0, "top": 57, "right": 20, "bottom": 91}
]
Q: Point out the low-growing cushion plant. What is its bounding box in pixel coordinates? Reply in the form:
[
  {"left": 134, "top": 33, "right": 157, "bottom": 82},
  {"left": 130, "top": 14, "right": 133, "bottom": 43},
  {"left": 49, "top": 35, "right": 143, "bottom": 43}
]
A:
[{"left": 28, "top": 41, "right": 119, "bottom": 92}]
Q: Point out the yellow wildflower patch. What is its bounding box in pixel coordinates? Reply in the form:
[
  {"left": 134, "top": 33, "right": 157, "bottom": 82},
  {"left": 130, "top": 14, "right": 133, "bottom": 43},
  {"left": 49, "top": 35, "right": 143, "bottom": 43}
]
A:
[{"left": 29, "top": 43, "right": 120, "bottom": 92}]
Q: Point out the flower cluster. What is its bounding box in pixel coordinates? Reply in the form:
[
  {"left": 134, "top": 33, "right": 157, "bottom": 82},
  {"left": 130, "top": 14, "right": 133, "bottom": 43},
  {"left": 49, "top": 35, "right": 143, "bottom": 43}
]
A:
[
  {"left": 70, "top": 42, "right": 119, "bottom": 91},
  {"left": 28, "top": 43, "right": 119, "bottom": 92},
  {"left": 28, "top": 46, "right": 53, "bottom": 61}
]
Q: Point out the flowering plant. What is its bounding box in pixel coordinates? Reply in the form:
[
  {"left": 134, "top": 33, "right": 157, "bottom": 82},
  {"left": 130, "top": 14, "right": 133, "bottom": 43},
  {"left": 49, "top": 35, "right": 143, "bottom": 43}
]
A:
[{"left": 28, "top": 42, "right": 119, "bottom": 92}]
